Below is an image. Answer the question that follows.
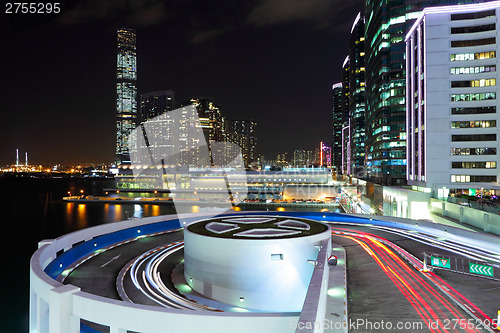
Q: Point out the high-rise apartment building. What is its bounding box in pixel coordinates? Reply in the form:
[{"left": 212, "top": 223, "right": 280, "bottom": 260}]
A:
[
  {"left": 133, "top": 91, "right": 176, "bottom": 166},
  {"left": 189, "top": 97, "right": 225, "bottom": 144},
  {"left": 332, "top": 83, "right": 343, "bottom": 173},
  {"left": 129, "top": 105, "right": 209, "bottom": 168},
  {"left": 116, "top": 28, "right": 138, "bottom": 164},
  {"left": 140, "top": 90, "right": 175, "bottom": 123},
  {"left": 364, "top": 0, "right": 489, "bottom": 185},
  {"left": 189, "top": 97, "right": 227, "bottom": 166},
  {"left": 230, "top": 120, "right": 257, "bottom": 167},
  {"left": 177, "top": 98, "right": 257, "bottom": 167},
  {"left": 406, "top": 1, "right": 500, "bottom": 195},
  {"left": 293, "top": 149, "right": 315, "bottom": 167},
  {"left": 275, "top": 152, "right": 289, "bottom": 167}
]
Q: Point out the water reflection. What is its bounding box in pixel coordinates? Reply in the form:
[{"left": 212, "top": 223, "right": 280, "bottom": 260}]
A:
[
  {"left": 114, "top": 205, "right": 122, "bottom": 222},
  {"left": 65, "top": 202, "right": 74, "bottom": 227},
  {"left": 134, "top": 204, "right": 143, "bottom": 218},
  {"left": 77, "top": 204, "right": 88, "bottom": 228},
  {"left": 104, "top": 203, "right": 110, "bottom": 220},
  {"left": 60, "top": 202, "right": 341, "bottom": 231}
]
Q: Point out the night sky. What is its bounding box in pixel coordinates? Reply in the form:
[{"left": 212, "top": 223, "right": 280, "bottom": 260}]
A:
[{"left": 1, "top": 0, "right": 363, "bottom": 165}]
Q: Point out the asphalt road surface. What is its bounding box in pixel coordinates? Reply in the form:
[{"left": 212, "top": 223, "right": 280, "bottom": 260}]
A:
[{"left": 64, "top": 223, "right": 499, "bottom": 333}]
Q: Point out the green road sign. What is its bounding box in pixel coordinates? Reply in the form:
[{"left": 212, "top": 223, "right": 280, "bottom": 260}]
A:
[
  {"left": 431, "top": 256, "right": 451, "bottom": 269},
  {"left": 469, "top": 263, "right": 494, "bottom": 277}
]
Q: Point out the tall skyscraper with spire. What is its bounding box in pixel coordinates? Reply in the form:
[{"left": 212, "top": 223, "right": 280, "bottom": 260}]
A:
[{"left": 116, "top": 28, "right": 138, "bottom": 164}]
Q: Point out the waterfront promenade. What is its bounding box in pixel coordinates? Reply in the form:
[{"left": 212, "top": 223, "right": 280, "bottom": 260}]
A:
[{"left": 63, "top": 196, "right": 340, "bottom": 209}]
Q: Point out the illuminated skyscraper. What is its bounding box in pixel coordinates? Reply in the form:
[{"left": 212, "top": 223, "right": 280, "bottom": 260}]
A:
[
  {"left": 332, "top": 83, "right": 343, "bottom": 174},
  {"left": 189, "top": 97, "right": 225, "bottom": 144},
  {"left": 116, "top": 28, "right": 138, "bottom": 164},
  {"left": 364, "top": 0, "right": 489, "bottom": 185},
  {"left": 275, "top": 152, "right": 289, "bottom": 167},
  {"left": 140, "top": 90, "right": 175, "bottom": 123},
  {"left": 134, "top": 91, "right": 176, "bottom": 166},
  {"left": 320, "top": 141, "right": 332, "bottom": 167},
  {"left": 341, "top": 56, "right": 351, "bottom": 175},
  {"left": 229, "top": 120, "right": 257, "bottom": 167},
  {"left": 349, "top": 13, "right": 366, "bottom": 175},
  {"left": 406, "top": 2, "right": 500, "bottom": 195}
]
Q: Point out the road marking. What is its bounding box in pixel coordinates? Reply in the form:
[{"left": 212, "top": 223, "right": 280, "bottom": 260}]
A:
[{"left": 101, "top": 255, "right": 121, "bottom": 268}]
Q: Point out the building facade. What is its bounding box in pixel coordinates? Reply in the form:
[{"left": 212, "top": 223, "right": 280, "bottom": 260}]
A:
[
  {"left": 341, "top": 56, "right": 351, "bottom": 175},
  {"left": 190, "top": 97, "right": 225, "bottom": 144},
  {"left": 349, "top": 13, "right": 367, "bottom": 176},
  {"left": 229, "top": 119, "right": 257, "bottom": 167},
  {"left": 320, "top": 141, "right": 332, "bottom": 167},
  {"left": 364, "top": 0, "right": 489, "bottom": 185},
  {"left": 332, "top": 82, "right": 343, "bottom": 174},
  {"left": 129, "top": 105, "right": 209, "bottom": 168},
  {"left": 406, "top": 1, "right": 500, "bottom": 196},
  {"left": 293, "top": 149, "right": 315, "bottom": 168},
  {"left": 116, "top": 28, "right": 138, "bottom": 164},
  {"left": 140, "top": 90, "right": 175, "bottom": 123},
  {"left": 177, "top": 97, "right": 227, "bottom": 167}
]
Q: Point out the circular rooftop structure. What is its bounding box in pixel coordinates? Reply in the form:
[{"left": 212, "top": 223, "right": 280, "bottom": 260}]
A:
[
  {"left": 184, "top": 216, "right": 331, "bottom": 312},
  {"left": 187, "top": 216, "right": 329, "bottom": 239}
]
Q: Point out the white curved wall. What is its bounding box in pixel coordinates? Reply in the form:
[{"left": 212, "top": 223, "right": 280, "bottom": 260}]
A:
[
  {"left": 30, "top": 212, "right": 299, "bottom": 333},
  {"left": 184, "top": 225, "right": 331, "bottom": 312}
]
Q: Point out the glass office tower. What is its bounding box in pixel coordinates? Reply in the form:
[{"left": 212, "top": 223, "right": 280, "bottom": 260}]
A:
[
  {"left": 116, "top": 28, "right": 138, "bottom": 164},
  {"left": 332, "top": 82, "right": 343, "bottom": 174},
  {"left": 364, "top": 0, "right": 488, "bottom": 184},
  {"left": 341, "top": 56, "right": 351, "bottom": 175},
  {"left": 349, "top": 13, "right": 366, "bottom": 175}
]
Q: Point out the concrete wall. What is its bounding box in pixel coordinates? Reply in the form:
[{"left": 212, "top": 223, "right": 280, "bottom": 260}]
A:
[
  {"left": 430, "top": 198, "right": 500, "bottom": 236},
  {"left": 295, "top": 239, "right": 332, "bottom": 333},
  {"left": 374, "top": 185, "right": 500, "bottom": 238},
  {"left": 184, "top": 226, "right": 331, "bottom": 312},
  {"left": 72, "top": 293, "right": 297, "bottom": 333},
  {"left": 383, "top": 186, "right": 432, "bottom": 220}
]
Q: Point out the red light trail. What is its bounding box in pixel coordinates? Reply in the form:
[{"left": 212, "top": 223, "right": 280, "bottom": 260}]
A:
[{"left": 332, "top": 227, "right": 497, "bottom": 332}]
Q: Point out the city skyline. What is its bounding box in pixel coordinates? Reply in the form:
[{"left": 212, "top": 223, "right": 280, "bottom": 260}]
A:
[
  {"left": 2, "top": 0, "right": 363, "bottom": 165},
  {"left": 14, "top": 1, "right": 500, "bottom": 332}
]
